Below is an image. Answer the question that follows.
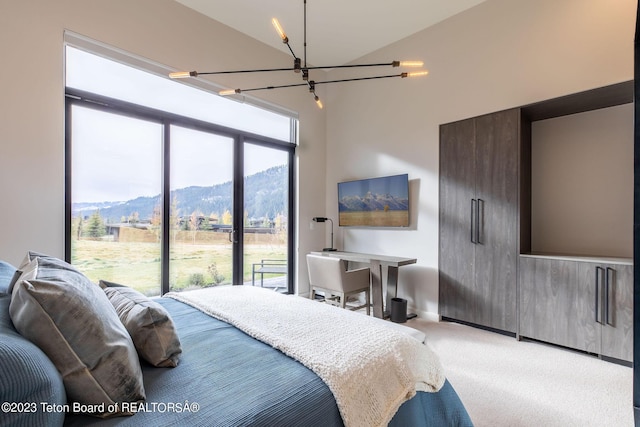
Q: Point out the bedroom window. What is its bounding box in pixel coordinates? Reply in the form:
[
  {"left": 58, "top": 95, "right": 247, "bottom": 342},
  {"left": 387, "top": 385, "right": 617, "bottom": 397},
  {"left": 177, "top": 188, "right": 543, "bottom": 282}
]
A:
[
  {"left": 65, "top": 39, "right": 296, "bottom": 296},
  {"left": 69, "top": 105, "right": 164, "bottom": 294},
  {"left": 168, "top": 126, "right": 235, "bottom": 289}
]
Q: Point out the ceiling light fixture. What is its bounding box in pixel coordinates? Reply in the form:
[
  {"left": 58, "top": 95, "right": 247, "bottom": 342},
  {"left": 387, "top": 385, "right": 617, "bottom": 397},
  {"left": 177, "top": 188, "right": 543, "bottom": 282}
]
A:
[{"left": 169, "top": 1, "right": 429, "bottom": 108}]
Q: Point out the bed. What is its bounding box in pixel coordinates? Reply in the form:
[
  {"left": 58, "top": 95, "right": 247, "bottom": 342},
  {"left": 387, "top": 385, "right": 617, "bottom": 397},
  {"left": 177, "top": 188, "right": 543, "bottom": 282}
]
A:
[{"left": 0, "top": 256, "right": 473, "bottom": 426}]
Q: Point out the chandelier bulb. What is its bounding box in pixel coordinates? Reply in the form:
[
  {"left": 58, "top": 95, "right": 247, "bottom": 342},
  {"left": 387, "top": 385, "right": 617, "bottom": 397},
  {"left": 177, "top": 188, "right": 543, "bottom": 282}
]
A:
[
  {"left": 272, "top": 18, "right": 288, "bottom": 43},
  {"left": 399, "top": 60, "right": 424, "bottom": 68},
  {"left": 219, "top": 88, "right": 241, "bottom": 96},
  {"left": 169, "top": 71, "right": 198, "bottom": 79},
  {"left": 402, "top": 70, "right": 429, "bottom": 78}
]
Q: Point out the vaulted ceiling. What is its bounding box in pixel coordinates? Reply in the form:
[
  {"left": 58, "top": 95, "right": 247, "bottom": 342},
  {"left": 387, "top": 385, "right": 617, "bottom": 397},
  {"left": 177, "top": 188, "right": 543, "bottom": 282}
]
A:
[{"left": 174, "top": 0, "right": 488, "bottom": 66}]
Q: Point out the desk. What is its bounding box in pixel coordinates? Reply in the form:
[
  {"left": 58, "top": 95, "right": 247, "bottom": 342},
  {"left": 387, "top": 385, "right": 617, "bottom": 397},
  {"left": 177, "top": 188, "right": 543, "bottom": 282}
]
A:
[{"left": 311, "top": 251, "right": 416, "bottom": 318}]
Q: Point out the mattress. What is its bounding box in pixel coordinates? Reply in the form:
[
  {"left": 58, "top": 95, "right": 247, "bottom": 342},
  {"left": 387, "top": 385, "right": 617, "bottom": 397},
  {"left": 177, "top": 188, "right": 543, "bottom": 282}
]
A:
[
  {"left": 0, "top": 259, "right": 471, "bottom": 427},
  {"left": 65, "top": 298, "right": 472, "bottom": 426}
]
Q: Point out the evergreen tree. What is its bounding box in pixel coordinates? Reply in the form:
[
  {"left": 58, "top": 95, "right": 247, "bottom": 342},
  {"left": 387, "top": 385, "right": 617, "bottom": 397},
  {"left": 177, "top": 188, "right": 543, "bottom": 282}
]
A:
[{"left": 85, "top": 211, "right": 106, "bottom": 239}]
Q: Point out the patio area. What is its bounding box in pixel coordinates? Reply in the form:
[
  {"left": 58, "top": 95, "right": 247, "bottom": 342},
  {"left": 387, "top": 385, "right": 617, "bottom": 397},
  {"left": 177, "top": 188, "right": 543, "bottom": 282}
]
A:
[{"left": 243, "top": 275, "right": 288, "bottom": 293}]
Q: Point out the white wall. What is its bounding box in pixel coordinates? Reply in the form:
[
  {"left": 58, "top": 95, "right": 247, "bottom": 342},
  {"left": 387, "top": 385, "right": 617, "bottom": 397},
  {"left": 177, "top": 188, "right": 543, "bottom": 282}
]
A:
[
  {"left": 323, "top": 0, "right": 635, "bottom": 317},
  {"left": 0, "top": 0, "right": 327, "bottom": 294},
  {"left": 531, "top": 104, "right": 633, "bottom": 258},
  {"left": 0, "top": 0, "right": 635, "bottom": 309}
]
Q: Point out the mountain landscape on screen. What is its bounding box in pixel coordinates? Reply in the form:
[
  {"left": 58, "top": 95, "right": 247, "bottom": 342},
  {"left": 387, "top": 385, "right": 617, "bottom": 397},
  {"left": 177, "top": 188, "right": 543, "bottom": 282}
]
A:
[{"left": 338, "top": 174, "right": 410, "bottom": 227}]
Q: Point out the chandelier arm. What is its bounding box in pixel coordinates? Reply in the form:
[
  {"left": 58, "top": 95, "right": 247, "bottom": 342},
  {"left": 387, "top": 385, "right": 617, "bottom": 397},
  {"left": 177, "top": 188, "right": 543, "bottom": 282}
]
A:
[
  {"left": 303, "top": 62, "right": 397, "bottom": 71},
  {"left": 227, "top": 71, "right": 424, "bottom": 94},
  {"left": 284, "top": 42, "right": 298, "bottom": 60},
  {"left": 197, "top": 62, "right": 407, "bottom": 76},
  {"left": 313, "top": 74, "right": 404, "bottom": 85},
  {"left": 237, "top": 82, "right": 310, "bottom": 93},
  {"left": 197, "top": 67, "right": 296, "bottom": 75},
  {"left": 304, "top": 0, "right": 307, "bottom": 68}
]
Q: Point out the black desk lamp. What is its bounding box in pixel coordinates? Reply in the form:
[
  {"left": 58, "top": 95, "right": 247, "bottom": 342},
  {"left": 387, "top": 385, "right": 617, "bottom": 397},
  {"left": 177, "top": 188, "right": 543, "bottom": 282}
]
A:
[{"left": 312, "top": 217, "right": 336, "bottom": 251}]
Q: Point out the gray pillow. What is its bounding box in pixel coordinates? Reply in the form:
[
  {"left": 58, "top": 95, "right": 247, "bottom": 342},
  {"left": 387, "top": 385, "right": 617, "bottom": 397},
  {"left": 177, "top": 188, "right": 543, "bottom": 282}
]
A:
[
  {"left": 0, "top": 294, "right": 66, "bottom": 427},
  {"left": 9, "top": 256, "right": 145, "bottom": 417},
  {"left": 4, "top": 269, "right": 21, "bottom": 295},
  {"left": 2, "top": 250, "right": 53, "bottom": 295},
  {"left": 0, "top": 260, "right": 17, "bottom": 294},
  {"left": 99, "top": 280, "right": 182, "bottom": 368},
  {"left": 17, "top": 250, "right": 53, "bottom": 269}
]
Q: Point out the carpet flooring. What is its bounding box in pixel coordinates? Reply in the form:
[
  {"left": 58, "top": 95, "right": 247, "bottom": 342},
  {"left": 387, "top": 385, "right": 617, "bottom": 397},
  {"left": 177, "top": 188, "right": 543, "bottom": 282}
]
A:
[{"left": 405, "top": 318, "right": 633, "bottom": 426}]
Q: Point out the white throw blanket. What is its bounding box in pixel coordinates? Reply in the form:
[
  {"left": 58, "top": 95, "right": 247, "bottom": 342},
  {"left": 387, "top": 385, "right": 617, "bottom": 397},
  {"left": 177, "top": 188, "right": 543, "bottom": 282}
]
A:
[{"left": 165, "top": 286, "right": 445, "bottom": 427}]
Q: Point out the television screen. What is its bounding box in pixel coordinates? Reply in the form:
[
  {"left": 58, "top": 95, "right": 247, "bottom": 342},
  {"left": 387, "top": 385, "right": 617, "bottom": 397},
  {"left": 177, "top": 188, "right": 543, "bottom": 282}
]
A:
[{"left": 338, "top": 174, "right": 409, "bottom": 227}]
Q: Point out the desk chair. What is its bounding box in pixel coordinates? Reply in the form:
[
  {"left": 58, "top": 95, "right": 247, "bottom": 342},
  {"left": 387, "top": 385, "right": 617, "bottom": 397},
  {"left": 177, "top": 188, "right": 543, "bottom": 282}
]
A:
[{"left": 306, "top": 254, "right": 370, "bottom": 315}]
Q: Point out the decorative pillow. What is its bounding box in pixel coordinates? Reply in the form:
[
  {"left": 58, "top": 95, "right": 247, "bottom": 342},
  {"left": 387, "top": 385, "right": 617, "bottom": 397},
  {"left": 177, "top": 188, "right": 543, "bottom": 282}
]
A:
[
  {"left": 0, "top": 294, "right": 66, "bottom": 427},
  {"left": 9, "top": 256, "right": 145, "bottom": 417},
  {"left": 99, "top": 280, "right": 182, "bottom": 368},
  {"left": 17, "top": 250, "right": 53, "bottom": 269},
  {"left": 0, "top": 259, "right": 21, "bottom": 294},
  {"left": 5, "top": 269, "right": 22, "bottom": 295}
]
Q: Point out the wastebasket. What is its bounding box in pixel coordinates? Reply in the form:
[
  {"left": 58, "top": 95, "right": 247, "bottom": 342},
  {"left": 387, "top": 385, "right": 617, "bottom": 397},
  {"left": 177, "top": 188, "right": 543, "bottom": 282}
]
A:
[{"left": 390, "top": 297, "right": 407, "bottom": 323}]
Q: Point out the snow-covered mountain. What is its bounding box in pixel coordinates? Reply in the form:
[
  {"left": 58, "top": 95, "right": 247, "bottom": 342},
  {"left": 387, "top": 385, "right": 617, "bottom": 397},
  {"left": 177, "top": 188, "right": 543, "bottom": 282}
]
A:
[{"left": 339, "top": 191, "right": 408, "bottom": 212}]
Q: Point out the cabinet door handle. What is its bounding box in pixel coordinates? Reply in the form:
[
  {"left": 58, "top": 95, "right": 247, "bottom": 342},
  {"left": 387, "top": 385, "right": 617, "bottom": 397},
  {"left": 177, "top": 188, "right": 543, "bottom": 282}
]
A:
[
  {"left": 477, "top": 198, "right": 483, "bottom": 245},
  {"left": 595, "top": 266, "right": 603, "bottom": 324},
  {"left": 605, "top": 267, "right": 613, "bottom": 326},
  {"left": 470, "top": 199, "right": 477, "bottom": 243}
]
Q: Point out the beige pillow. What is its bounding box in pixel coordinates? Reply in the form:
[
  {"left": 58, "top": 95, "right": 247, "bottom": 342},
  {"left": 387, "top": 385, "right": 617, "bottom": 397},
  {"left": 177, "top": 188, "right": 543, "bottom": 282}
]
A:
[
  {"left": 10, "top": 256, "right": 145, "bottom": 417},
  {"left": 9, "top": 250, "right": 65, "bottom": 294},
  {"left": 17, "top": 250, "right": 49, "bottom": 268},
  {"left": 100, "top": 280, "right": 182, "bottom": 368}
]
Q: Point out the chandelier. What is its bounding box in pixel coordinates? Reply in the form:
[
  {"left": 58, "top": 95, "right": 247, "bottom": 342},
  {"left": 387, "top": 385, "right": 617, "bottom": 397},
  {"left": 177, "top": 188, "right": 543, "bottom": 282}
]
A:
[{"left": 169, "top": 1, "right": 429, "bottom": 108}]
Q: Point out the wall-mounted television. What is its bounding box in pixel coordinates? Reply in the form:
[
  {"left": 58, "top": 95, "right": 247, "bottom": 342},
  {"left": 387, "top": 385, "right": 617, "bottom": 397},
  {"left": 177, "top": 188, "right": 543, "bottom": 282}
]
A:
[{"left": 338, "top": 174, "right": 409, "bottom": 227}]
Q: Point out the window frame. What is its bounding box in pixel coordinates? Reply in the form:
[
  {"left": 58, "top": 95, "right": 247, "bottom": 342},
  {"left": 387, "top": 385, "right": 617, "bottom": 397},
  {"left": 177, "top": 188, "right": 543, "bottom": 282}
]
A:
[{"left": 65, "top": 87, "right": 296, "bottom": 294}]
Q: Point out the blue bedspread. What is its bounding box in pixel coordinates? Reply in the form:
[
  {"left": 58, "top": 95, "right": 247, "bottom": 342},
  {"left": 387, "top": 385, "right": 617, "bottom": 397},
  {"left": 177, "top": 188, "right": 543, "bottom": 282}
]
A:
[
  {"left": 65, "top": 298, "right": 472, "bottom": 426},
  {"left": 0, "top": 260, "right": 472, "bottom": 426}
]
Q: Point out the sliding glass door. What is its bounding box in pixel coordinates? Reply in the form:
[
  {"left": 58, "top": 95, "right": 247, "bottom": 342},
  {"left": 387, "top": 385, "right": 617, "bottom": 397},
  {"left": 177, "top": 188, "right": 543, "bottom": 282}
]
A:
[
  {"left": 66, "top": 95, "right": 295, "bottom": 295},
  {"left": 243, "top": 143, "right": 291, "bottom": 291},
  {"left": 169, "top": 125, "right": 234, "bottom": 291}
]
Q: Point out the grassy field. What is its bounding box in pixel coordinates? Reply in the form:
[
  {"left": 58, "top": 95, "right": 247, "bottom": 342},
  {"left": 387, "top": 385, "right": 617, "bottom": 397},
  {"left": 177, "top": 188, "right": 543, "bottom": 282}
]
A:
[
  {"left": 72, "top": 238, "right": 286, "bottom": 296},
  {"left": 339, "top": 210, "right": 409, "bottom": 227}
]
